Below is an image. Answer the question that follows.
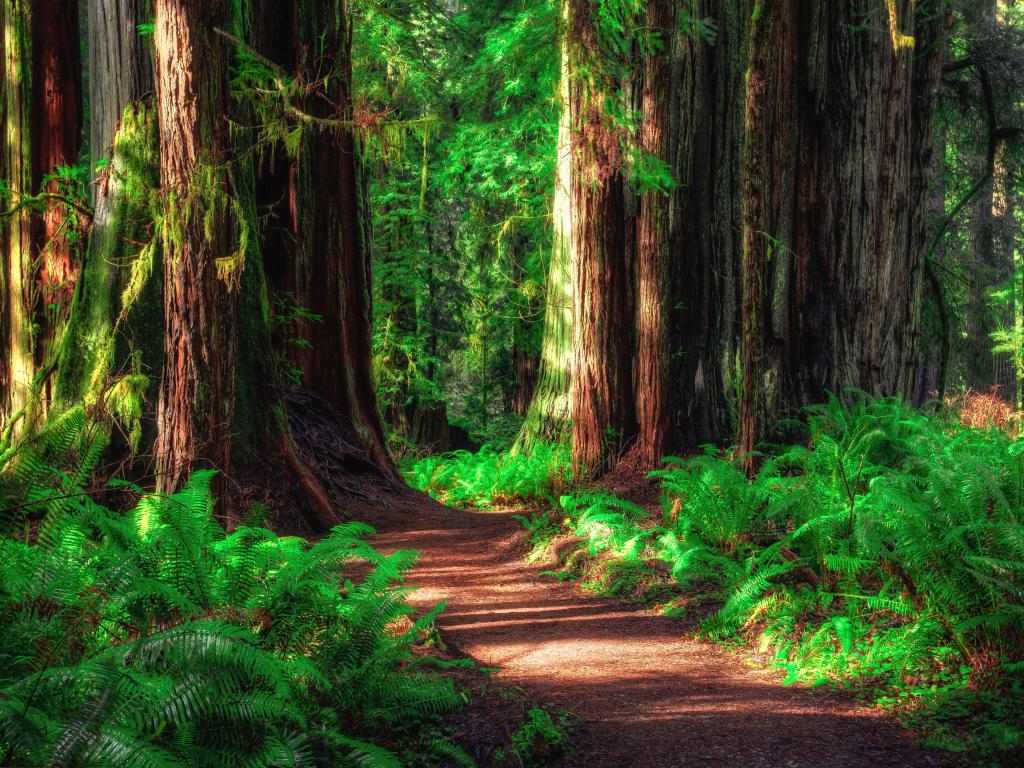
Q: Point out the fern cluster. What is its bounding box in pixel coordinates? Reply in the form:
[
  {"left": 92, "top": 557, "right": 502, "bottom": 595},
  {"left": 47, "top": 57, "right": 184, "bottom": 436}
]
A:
[
  {"left": 0, "top": 469, "right": 471, "bottom": 767},
  {"left": 538, "top": 396, "right": 1024, "bottom": 760},
  {"left": 404, "top": 443, "right": 573, "bottom": 509}
]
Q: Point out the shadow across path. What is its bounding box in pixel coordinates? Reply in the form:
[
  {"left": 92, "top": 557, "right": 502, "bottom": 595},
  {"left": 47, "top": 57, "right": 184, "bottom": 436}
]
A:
[{"left": 370, "top": 496, "right": 938, "bottom": 768}]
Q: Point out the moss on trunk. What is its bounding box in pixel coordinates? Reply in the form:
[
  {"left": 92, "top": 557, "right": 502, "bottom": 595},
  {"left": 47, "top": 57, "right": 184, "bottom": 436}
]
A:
[{"left": 513, "top": 32, "right": 574, "bottom": 453}]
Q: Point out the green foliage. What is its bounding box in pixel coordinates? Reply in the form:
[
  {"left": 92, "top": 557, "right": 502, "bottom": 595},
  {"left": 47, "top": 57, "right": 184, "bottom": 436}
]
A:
[
  {"left": 0, "top": 470, "right": 470, "bottom": 767},
  {"left": 0, "top": 405, "right": 108, "bottom": 530},
  {"left": 271, "top": 294, "right": 323, "bottom": 387},
  {"left": 522, "top": 397, "right": 1024, "bottom": 761},
  {"left": 493, "top": 706, "right": 572, "bottom": 768},
  {"left": 358, "top": 0, "right": 558, "bottom": 437},
  {"left": 404, "top": 443, "right": 572, "bottom": 509}
]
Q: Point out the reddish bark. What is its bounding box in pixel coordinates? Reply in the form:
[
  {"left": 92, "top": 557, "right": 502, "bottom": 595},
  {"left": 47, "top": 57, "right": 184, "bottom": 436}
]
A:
[
  {"left": 738, "top": 0, "right": 796, "bottom": 470},
  {"left": 290, "top": 0, "right": 396, "bottom": 477},
  {"left": 153, "top": 0, "right": 238, "bottom": 507},
  {"left": 31, "top": 0, "right": 83, "bottom": 316},
  {"left": 568, "top": 0, "right": 635, "bottom": 474},
  {"left": 633, "top": 0, "right": 673, "bottom": 467}
]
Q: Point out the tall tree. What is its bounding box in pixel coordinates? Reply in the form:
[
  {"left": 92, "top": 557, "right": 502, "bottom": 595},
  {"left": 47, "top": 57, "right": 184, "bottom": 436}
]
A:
[
  {"left": 670, "top": 0, "right": 751, "bottom": 449},
  {"left": 2, "top": 0, "right": 34, "bottom": 426},
  {"left": 0, "top": 0, "right": 84, "bottom": 430},
  {"left": 56, "top": 0, "right": 157, "bottom": 419},
  {"left": 287, "top": 0, "right": 396, "bottom": 476},
  {"left": 515, "top": 8, "right": 574, "bottom": 452},
  {"left": 732, "top": 0, "right": 944, "bottom": 452},
  {"left": 152, "top": 0, "right": 239, "bottom": 501},
  {"left": 87, "top": 0, "right": 154, "bottom": 169},
  {"left": 632, "top": 0, "right": 673, "bottom": 466},
  {"left": 32, "top": 0, "right": 83, "bottom": 399},
  {"left": 568, "top": 0, "right": 636, "bottom": 473},
  {"left": 737, "top": 0, "right": 795, "bottom": 467}
]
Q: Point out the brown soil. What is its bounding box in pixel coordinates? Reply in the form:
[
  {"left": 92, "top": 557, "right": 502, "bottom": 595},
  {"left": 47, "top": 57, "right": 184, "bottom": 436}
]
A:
[{"left": 366, "top": 493, "right": 941, "bottom": 768}]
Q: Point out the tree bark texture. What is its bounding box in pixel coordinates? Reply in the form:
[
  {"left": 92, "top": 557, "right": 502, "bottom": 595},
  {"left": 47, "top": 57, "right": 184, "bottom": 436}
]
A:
[
  {"left": 670, "top": 0, "right": 752, "bottom": 449},
  {"left": 2, "top": 0, "right": 35, "bottom": 427},
  {"left": 56, "top": 0, "right": 157, "bottom": 413},
  {"left": 675, "top": 0, "right": 943, "bottom": 450},
  {"left": 153, "top": 0, "right": 238, "bottom": 501},
  {"left": 515, "top": 12, "right": 574, "bottom": 452},
  {"left": 288, "top": 0, "right": 395, "bottom": 477},
  {"left": 568, "top": 0, "right": 636, "bottom": 473},
  {"left": 784, "top": 1, "right": 943, "bottom": 410},
  {"left": 738, "top": 0, "right": 795, "bottom": 466},
  {"left": 31, "top": 0, "right": 83, "bottom": 389},
  {"left": 87, "top": 0, "right": 153, "bottom": 174},
  {"left": 632, "top": 0, "right": 673, "bottom": 466}
]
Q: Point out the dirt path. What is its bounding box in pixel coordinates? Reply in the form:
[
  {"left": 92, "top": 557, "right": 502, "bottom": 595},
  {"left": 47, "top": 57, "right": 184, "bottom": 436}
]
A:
[{"left": 370, "top": 496, "right": 939, "bottom": 768}]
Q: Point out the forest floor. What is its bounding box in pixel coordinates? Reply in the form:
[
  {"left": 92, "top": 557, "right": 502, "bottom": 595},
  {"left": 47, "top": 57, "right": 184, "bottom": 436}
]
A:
[{"left": 366, "top": 491, "right": 943, "bottom": 768}]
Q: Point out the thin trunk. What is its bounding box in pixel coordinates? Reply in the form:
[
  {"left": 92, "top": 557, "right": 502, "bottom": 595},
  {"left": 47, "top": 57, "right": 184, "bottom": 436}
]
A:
[
  {"left": 153, "top": 0, "right": 238, "bottom": 507},
  {"left": 31, "top": 0, "right": 83, "bottom": 403},
  {"left": 2, "top": 0, "right": 35, "bottom": 430},
  {"left": 632, "top": 0, "right": 673, "bottom": 467}
]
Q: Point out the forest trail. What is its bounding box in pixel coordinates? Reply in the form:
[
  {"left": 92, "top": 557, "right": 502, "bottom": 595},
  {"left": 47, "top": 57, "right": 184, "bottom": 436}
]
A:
[{"left": 370, "top": 496, "right": 940, "bottom": 768}]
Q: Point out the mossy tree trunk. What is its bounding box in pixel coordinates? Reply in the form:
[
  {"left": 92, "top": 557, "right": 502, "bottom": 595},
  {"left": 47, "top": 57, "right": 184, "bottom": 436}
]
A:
[
  {"left": 514, "top": 12, "right": 574, "bottom": 452},
  {"left": 55, "top": 0, "right": 158, "bottom": 435},
  {"left": 153, "top": 0, "right": 239, "bottom": 506},
  {"left": 54, "top": 103, "right": 159, "bottom": 439},
  {"left": 568, "top": 0, "right": 636, "bottom": 474},
  {"left": 2, "top": 0, "right": 36, "bottom": 429}
]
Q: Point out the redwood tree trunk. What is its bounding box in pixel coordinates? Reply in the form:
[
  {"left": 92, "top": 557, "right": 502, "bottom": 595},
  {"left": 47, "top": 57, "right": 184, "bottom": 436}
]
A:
[
  {"left": 632, "top": 0, "right": 673, "bottom": 466},
  {"left": 670, "top": 0, "right": 752, "bottom": 448},
  {"left": 290, "top": 0, "right": 395, "bottom": 477},
  {"left": 88, "top": 0, "right": 154, "bottom": 170},
  {"left": 153, "top": 0, "right": 238, "bottom": 503},
  {"left": 2, "top": 0, "right": 35, "bottom": 427},
  {"left": 31, "top": 0, "right": 83, "bottom": 392},
  {"left": 568, "top": 0, "right": 635, "bottom": 473},
  {"left": 786, "top": 0, "right": 943, "bottom": 408},
  {"left": 679, "top": 0, "right": 942, "bottom": 453},
  {"left": 737, "top": 0, "right": 795, "bottom": 466},
  {"left": 515, "top": 7, "right": 573, "bottom": 452}
]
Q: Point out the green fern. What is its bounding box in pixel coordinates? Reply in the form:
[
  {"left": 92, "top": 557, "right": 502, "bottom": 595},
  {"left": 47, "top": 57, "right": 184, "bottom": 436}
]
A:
[{"left": 0, "top": 470, "right": 470, "bottom": 767}]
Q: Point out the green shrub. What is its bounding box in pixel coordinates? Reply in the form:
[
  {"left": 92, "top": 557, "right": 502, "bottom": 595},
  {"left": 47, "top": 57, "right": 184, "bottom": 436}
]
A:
[
  {"left": 0, "top": 470, "right": 471, "bottom": 767},
  {"left": 530, "top": 396, "right": 1024, "bottom": 760},
  {"left": 404, "top": 442, "right": 572, "bottom": 508}
]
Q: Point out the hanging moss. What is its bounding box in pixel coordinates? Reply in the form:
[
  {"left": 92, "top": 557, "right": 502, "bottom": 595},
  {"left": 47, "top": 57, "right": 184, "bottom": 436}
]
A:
[{"left": 54, "top": 100, "right": 161, "bottom": 448}]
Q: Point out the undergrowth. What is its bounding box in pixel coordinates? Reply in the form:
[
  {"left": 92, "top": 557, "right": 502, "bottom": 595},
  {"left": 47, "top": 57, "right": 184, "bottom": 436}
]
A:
[
  {"left": 404, "top": 442, "right": 573, "bottom": 509},
  {"left": 519, "top": 396, "right": 1024, "bottom": 764},
  {"left": 0, "top": 410, "right": 474, "bottom": 767}
]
